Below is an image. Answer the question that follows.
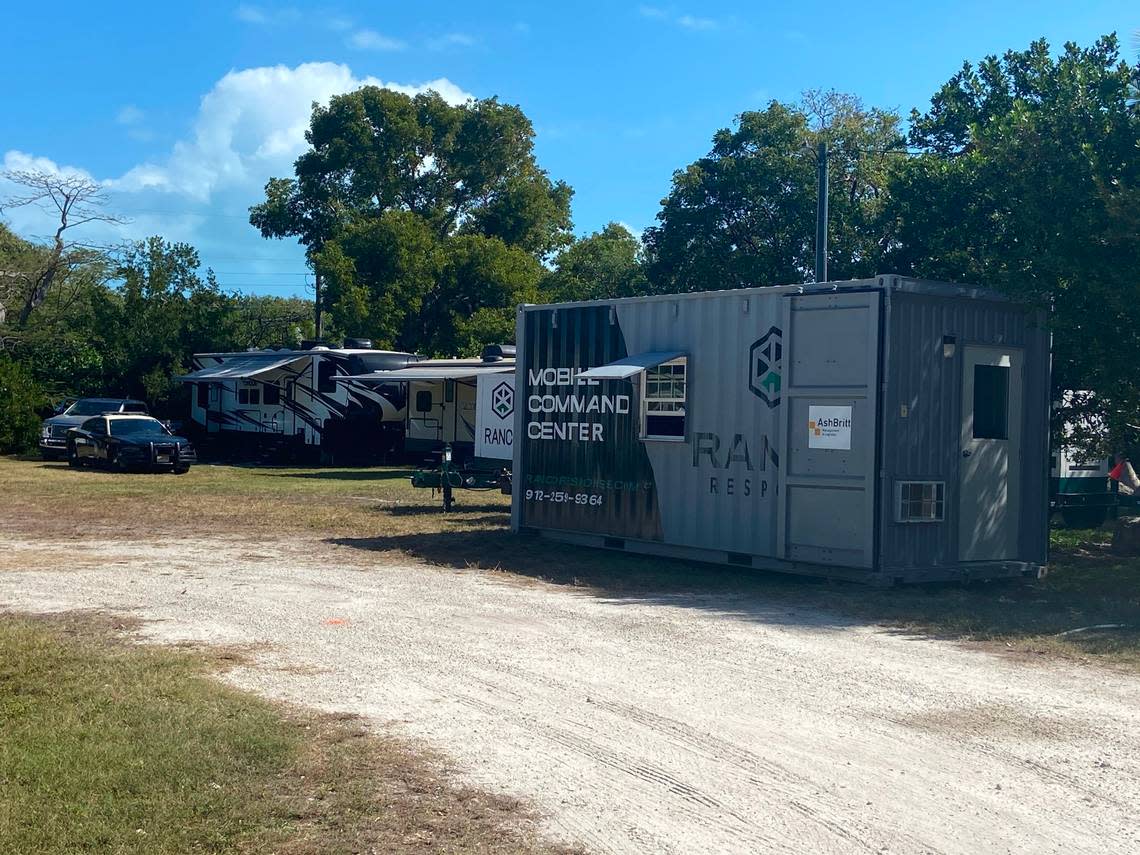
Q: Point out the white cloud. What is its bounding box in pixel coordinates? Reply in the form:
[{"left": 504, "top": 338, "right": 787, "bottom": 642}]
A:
[
  {"left": 234, "top": 4, "right": 302, "bottom": 25},
  {"left": 639, "top": 5, "right": 720, "bottom": 31},
  {"left": 348, "top": 29, "right": 407, "bottom": 51},
  {"left": 427, "top": 32, "right": 476, "bottom": 51},
  {"left": 1, "top": 63, "right": 473, "bottom": 286},
  {"left": 116, "top": 105, "right": 144, "bottom": 126},
  {"left": 107, "top": 62, "right": 470, "bottom": 201},
  {"left": 676, "top": 14, "right": 716, "bottom": 31}
]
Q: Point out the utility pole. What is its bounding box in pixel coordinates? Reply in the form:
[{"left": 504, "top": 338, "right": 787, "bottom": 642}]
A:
[
  {"left": 314, "top": 270, "right": 323, "bottom": 340},
  {"left": 815, "top": 140, "right": 828, "bottom": 284}
]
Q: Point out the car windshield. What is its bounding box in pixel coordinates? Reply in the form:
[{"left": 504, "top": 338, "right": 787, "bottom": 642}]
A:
[
  {"left": 109, "top": 419, "right": 168, "bottom": 437},
  {"left": 66, "top": 400, "right": 121, "bottom": 416}
]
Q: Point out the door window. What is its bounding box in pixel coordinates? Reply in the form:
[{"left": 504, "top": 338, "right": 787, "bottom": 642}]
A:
[{"left": 972, "top": 365, "right": 1009, "bottom": 439}]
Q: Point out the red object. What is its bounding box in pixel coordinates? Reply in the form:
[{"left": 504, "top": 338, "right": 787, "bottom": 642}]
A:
[{"left": 1109, "top": 462, "right": 1125, "bottom": 481}]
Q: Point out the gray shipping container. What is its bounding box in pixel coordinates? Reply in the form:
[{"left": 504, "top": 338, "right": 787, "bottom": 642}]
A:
[{"left": 510, "top": 275, "right": 1050, "bottom": 584}]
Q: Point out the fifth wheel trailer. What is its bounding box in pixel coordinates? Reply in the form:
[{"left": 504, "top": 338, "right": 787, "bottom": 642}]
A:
[
  {"left": 511, "top": 275, "right": 1051, "bottom": 584},
  {"left": 177, "top": 344, "right": 420, "bottom": 460}
]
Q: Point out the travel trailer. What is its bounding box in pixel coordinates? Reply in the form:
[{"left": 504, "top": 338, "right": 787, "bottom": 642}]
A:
[
  {"left": 345, "top": 344, "right": 515, "bottom": 461},
  {"left": 177, "top": 341, "right": 420, "bottom": 460},
  {"left": 511, "top": 275, "right": 1051, "bottom": 584}
]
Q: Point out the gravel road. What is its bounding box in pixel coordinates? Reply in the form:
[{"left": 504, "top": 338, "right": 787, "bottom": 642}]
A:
[{"left": 2, "top": 533, "right": 1138, "bottom": 854}]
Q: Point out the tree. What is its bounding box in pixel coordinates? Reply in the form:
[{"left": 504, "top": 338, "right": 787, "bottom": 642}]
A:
[
  {"left": 643, "top": 93, "right": 903, "bottom": 293},
  {"left": 541, "top": 223, "right": 648, "bottom": 302},
  {"left": 884, "top": 35, "right": 1140, "bottom": 448},
  {"left": 90, "top": 238, "right": 235, "bottom": 409},
  {"left": 0, "top": 354, "right": 43, "bottom": 453},
  {"left": 0, "top": 170, "right": 124, "bottom": 326},
  {"left": 250, "top": 86, "right": 573, "bottom": 354}
]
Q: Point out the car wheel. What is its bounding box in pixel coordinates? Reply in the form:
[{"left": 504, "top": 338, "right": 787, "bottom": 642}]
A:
[{"left": 172, "top": 466, "right": 190, "bottom": 475}]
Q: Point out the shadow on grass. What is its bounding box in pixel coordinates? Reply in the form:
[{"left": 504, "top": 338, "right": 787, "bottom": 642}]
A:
[
  {"left": 329, "top": 527, "right": 1140, "bottom": 662},
  {"left": 264, "top": 469, "right": 415, "bottom": 482},
  {"left": 385, "top": 503, "right": 508, "bottom": 516}
]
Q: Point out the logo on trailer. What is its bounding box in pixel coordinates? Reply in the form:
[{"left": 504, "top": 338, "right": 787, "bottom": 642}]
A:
[
  {"left": 749, "top": 326, "right": 783, "bottom": 407},
  {"left": 492, "top": 381, "right": 514, "bottom": 420}
]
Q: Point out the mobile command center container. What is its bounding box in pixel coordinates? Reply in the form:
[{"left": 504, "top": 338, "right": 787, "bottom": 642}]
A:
[{"left": 510, "top": 275, "right": 1051, "bottom": 584}]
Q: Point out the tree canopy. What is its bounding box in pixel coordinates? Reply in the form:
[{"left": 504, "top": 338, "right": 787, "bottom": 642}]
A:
[
  {"left": 884, "top": 34, "right": 1140, "bottom": 446},
  {"left": 250, "top": 87, "right": 573, "bottom": 355},
  {"left": 643, "top": 92, "right": 903, "bottom": 292}
]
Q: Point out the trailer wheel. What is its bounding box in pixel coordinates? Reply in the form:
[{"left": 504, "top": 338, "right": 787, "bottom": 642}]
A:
[{"left": 1061, "top": 507, "right": 1108, "bottom": 529}]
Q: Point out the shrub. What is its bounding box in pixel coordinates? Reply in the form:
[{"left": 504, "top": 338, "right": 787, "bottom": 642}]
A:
[{"left": 0, "top": 356, "right": 45, "bottom": 453}]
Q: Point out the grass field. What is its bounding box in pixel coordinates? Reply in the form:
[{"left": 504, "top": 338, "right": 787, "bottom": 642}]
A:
[
  {"left": 3, "top": 455, "right": 1139, "bottom": 669},
  {"left": 0, "top": 611, "right": 575, "bottom": 855}
]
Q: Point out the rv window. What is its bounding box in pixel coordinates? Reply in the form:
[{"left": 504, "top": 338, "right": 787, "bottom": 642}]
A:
[
  {"left": 415, "top": 390, "right": 433, "bottom": 414},
  {"left": 209, "top": 384, "right": 219, "bottom": 404},
  {"left": 317, "top": 359, "right": 336, "bottom": 393},
  {"left": 238, "top": 388, "right": 249, "bottom": 405},
  {"left": 248, "top": 388, "right": 261, "bottom": 405},
  {"left": 973, "top": 365, "right": 1009, "bottom": 439},
  {"left": 641, "top": 358, "right": 687, "bottom": 441},
  {"left": 444, "top": 380, "right": 455, "bottom": 403},
  {"left": 196, "top": 384, "right": 209, "bottom": 409},
  {"left": 263, "top": 384, "right": 280, "bottom": 405}
]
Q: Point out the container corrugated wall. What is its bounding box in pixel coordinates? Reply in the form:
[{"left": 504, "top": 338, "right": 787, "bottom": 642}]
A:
[{"left": 878, "top": 286, "right": 1050, "bottom": 571}]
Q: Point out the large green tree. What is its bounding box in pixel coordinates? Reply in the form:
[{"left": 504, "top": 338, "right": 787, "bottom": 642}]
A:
[
  {"left": 250, "top": 87, "right": 572, "bottom": 355},
  {"left": 541, "top": 223, "right": 648, "bottom": 303},
  {"left": 884, "top": 35, "right": 1140, "bottom": 447},
  {"left": 643, "top": 92, "right": 903, "bottom": 292}
]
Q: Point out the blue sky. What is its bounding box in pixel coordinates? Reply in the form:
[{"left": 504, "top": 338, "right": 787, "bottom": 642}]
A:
[{"left": 1, "top": 1, "right": 1135, "bottom": 298}]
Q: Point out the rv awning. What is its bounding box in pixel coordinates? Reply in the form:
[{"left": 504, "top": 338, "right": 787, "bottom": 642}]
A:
[
  {"left": 175, "top": 354, "right": 308, "bottom": 382},
  {"left": 576, "top": 351, "right": 686, "bottom": 381},
  {"left": 345, "top": 364, "right": 513, "bottom": 383}
]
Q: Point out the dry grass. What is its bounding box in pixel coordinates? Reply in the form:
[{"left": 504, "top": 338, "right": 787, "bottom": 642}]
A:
[
  {"left": 3, "top": 456, "right": 1139, "bottom": 668},
  {"left": 1, "top": 456, "right": 508, "bottom": 542},
  {"left": 0, "top": 610, "right": 578, "bottom": 855}
]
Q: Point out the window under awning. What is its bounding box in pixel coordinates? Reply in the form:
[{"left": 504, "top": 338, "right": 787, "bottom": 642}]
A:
[
  {"left": 344, "top": 364, "right": 514, "bottom": 383},
  {"left": 576, "top": 351, "right": 686, "bottom": 381},
  {"left": 175, "top": 354, "right": 309, "bottom": 382}
]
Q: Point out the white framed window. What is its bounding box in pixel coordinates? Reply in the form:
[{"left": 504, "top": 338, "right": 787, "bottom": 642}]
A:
[
  {"left": 895, "top": 481, "right": 946, "bottom": 523},
  {"left": 641, "top": 357, "right": 687, "bottom": 441}
]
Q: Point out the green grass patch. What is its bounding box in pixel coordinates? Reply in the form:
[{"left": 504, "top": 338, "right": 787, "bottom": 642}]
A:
[
  {"left": 0, "top": 612, "right": 573, "bottom": 854},
  {"left": 0, "top": 613, "right": 297, "bottom": 853}
]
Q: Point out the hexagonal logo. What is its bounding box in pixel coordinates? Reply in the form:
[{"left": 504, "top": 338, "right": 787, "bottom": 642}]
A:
[
  {"left": 749, "top": 326, "right": 782, "bottom": 408},
  {"left": 491, "top": 381, "right": 514, "bottom": 420}
]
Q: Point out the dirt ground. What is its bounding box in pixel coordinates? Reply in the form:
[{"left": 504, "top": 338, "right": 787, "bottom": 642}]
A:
[{"left": 3, "top": 528, "right": 1138, "bottom": 855}]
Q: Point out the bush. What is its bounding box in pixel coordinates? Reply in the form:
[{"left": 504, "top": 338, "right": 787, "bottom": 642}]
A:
[{"left": 0, "top": 356, "right": 45, "bottom": 453}]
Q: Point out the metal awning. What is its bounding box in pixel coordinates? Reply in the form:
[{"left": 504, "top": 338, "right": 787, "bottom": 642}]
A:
[
  {"left": 345, "top": 364, "right": 514, "bottom": 383},
  {"left": 576, "top": 351, "right": 686, "bottom": 380},
  {"left": 175, "top": 354, "right": 308, "bottom": 381}
]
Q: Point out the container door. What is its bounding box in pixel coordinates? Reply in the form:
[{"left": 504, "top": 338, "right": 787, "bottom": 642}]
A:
[
  {"left": 776, "top": 291, "right": 881, "bottom": 568},
  {"left": 958, "top": 346, "right": 1023, "bottom": 561}
]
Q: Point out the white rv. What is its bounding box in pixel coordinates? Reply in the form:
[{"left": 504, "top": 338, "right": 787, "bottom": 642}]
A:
[
  {"left": 178, "top": 343, "right": 420, "bottom": 460},
  {"left": 345, "top": 345, "right": 514, "bottom": 461}
]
